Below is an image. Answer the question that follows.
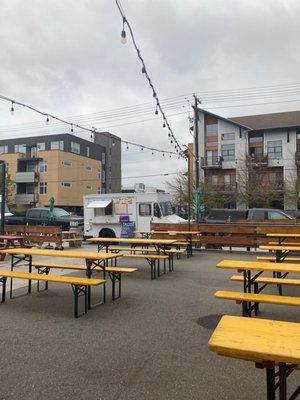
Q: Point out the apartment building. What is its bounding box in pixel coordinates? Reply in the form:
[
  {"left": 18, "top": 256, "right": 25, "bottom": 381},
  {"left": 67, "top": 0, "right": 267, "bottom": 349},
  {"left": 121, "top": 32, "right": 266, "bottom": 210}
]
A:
[
  {"left": 0, "top": 134, "right": 110, "bottom": 212},
  {"left": 194, "top": 108, "right": 300, "bottom": 210}
]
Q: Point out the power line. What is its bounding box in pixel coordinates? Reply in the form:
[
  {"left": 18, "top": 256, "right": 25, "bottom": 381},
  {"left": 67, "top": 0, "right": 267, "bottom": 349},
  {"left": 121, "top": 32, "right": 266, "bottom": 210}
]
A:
[{"left": 115, "top": 0, "right": 185, "bottom": 157}]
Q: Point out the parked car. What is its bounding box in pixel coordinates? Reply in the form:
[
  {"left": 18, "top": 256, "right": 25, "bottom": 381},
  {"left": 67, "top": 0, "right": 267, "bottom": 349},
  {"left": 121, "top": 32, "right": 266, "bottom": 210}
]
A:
[
  {"left": 204, "top": 208, "right": 294, "bottom": 223},
  {"left": 5, "top": 207, "right": 84, "bottom": 231}
]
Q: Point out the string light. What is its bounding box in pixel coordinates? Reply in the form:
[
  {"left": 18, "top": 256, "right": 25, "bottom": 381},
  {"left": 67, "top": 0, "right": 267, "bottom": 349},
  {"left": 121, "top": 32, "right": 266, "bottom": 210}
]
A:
[
  {"left": 115, "top": 0, "right": 186, "bottom": 159},
  {"left": 0, "top": 94, "right": 179, "bottom": 158},
  {"left": 46, "top": 115, "right": 49, "bottom": 124}
]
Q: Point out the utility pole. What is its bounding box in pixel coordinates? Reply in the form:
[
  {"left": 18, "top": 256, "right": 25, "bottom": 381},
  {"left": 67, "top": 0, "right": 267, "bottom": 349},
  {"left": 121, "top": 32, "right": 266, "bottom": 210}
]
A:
[
  {"left": 193, "top": 95, "right": 201, "bottom": 190},
  {"left": 187, "top": 150, "right": 191, "bottom": 230},
  {"left": 0, "top": 161, "right": 6, "bottom": 235}
]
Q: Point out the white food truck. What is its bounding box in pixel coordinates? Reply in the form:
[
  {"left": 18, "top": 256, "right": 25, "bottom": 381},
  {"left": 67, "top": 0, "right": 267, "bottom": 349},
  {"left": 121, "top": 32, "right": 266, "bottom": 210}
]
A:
[{"left": 84, "top": 185, "right": 186, "bottom": 238}]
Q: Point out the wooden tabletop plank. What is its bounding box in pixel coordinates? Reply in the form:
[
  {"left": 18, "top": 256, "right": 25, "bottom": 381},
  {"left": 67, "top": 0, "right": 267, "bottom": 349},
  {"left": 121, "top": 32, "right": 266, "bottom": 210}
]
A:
[
  {"left": 260, "top": 245, "right": 300, "bottom": 251},
  {"left": 0, "top": 248, "right": 123, "bottom": 260},
  {"left": 86, "top": 238, "right": 178, "bottom": 245},
  {"left": 209, "top": 315, "right": 300, "bottom": 365},
  {"left": 217, "top": 259, "right": 300, "bottom": 273},
  {"left": 266, "top": 233, "right": 300, "bottom": 238}
]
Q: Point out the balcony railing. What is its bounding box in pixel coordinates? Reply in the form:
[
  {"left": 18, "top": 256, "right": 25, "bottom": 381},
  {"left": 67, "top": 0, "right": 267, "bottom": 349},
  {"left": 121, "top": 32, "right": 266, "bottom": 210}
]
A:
[
  {"left": 15, "top": 171, "right": 39, "bottom": 183},
  {"left": 201, "top": 156, "right": 223, "bottom": 169},
  {"left": 15, "top": 193, "right": 39, "bottom": 205},
  {"left": 246, "top": 154, "right": 268, "bottom": 167}
]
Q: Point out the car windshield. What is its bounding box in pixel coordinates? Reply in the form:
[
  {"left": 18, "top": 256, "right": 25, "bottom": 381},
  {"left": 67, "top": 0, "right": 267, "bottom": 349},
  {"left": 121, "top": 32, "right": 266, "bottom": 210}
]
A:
[
  {"left": 159, "top": 201, "right": 173, "bottom": 216},
  {"left": 53, "top": 208, "right": 70, "bottom": 217}
]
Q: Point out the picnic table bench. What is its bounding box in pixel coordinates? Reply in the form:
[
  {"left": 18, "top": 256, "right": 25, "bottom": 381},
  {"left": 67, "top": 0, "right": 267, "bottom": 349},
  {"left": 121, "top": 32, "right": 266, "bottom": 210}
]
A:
[
  {"left": 216, "top": 259, "right": 300, "bottom": 316},
  {"left": 62, "top": 230, "right": 83, "bottom": 248},
  {"left": 0, "top": 269, "right": 105, "bottom": 318},
  {"left": 0, "top": 235, "right": 27, "bottom": 261},
  {"left": 32, "top": 261, "right": 137, "bottom": 300},
  {"left": 209, "top": 315, "right": 300, "bottom": 400},
  {"left": 260, "top": 244, "right": 300, "bottom": 263}
]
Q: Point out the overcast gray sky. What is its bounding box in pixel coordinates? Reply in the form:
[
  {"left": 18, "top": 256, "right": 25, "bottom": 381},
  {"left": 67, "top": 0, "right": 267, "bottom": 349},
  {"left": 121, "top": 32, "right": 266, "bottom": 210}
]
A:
[{"left": 0, "top": 0, "right": 300, "bottom": 189}]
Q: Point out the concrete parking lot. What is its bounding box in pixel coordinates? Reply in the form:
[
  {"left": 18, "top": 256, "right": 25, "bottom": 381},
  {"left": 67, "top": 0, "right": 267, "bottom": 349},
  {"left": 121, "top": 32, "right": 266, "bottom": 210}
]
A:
[{"left": 0, "top": 246, "right": 299, "bottom": 399}]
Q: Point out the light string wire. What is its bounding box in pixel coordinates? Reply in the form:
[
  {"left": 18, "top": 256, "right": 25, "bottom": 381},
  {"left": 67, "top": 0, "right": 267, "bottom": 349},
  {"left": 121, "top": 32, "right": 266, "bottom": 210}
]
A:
[
  {"left": 0, "top": 94, "right": 178, "bottom": 157},
  {"left": 115, "top": 0, "right": 186, "bottom": 158}
]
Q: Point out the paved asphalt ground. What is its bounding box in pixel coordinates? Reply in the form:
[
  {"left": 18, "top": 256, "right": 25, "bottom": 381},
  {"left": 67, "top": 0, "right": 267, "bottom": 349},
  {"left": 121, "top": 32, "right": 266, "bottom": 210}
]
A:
[{"left": 0, "top": 246, "right": 299, "bottom": 400}]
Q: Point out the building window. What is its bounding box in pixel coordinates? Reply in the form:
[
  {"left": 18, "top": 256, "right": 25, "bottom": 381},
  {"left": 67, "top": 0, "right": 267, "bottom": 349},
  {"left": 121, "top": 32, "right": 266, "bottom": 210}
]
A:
[
  {"left": 14, "top": 144, "right": 26, "bottom": 154},
  {"left": 39, "top": 161, "right": 48, "bottom": 173},
  {"left": 71, "top": 141, "right": 80, "bottom": 154},
  {"left": 267, "top": 140, "right": 282, "bottom": 159},
  {"left": 0, "top": 145, "right": 8, "bottom": 154},
  {"left": 205, "top": 150, "right": 218, "bottom": 165},
  {"left": 205, "top": 124, "right": 218, "bottom": 136},
  {"left": 221, "top": 144, "right": 235, "bottom": 161},
  {"left": 61, "top": 160, "right": 72, "bottom": 167},
  {"left": 139, "top": 203, "right": 152, "bottom": 216},
  {"left": 221, "top": 133, "right": 235, "bottom": 141},
  {"left": 37, "top": 143, "right": 45, "bottom": 151},
  {"left": 86, "top": 185, "right": 92, "bottom": 190},
  {"left": 86, "top": 165, "right": 92, "bottom": 171},
  {"left": 51, "top": 141, "right": 64, "bottom": 150},
  {"left": 86, "top": 147, "right": 90, "bottom": 157},
  {"left": 212, "top": 175, "right": 218, "bottom": 185},
  {"left": 61, "top": 182, "right": 71, "bottom": 188},
  {"left": 39, "top": 182, "right": 47, "bottom": 194}
]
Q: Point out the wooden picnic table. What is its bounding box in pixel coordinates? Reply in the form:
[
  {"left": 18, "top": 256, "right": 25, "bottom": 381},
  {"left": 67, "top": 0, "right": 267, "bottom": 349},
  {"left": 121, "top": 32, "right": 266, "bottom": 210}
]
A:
[
  {"left": 0, "top": 248, "right": 123, "bottom": 308},
  {"left": 217, "top": 259, "right": 300, "bottom": 313},
  {"left": 266, "top": 232, "right": 300, "bottom": 245},
  {"left": 151, "top": 230, "right": 200, "bottom": 256},
  {"left": 209, "top": 315, "right": 300, "bottom": 400},
  {"left": 260, "top": 244, "right": 300, "bottom": 262},
  {"left": 87, "top": 237, "right": 178, "bottom": 254},
  {"left": 0, "top": 235, "right": 26, "bottom": 261},
  {"left": 133, "top": 230, "right": 152, "bottom": 239}
]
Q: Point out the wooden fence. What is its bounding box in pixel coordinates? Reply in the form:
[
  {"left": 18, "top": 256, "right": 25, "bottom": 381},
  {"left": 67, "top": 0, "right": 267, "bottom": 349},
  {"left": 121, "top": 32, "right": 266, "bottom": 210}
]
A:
[{"left": 151, "top": 222, "right": 300, "bottom": 249}]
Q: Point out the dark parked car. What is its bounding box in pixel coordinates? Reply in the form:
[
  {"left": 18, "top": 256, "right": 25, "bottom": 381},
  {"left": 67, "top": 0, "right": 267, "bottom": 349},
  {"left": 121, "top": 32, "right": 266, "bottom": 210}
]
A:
[
  {"left": 5, "top": 207, "right": 84, "bottom": 231},
  {"left": 204, "top": 208, "right": 294, "bottom": 223}
]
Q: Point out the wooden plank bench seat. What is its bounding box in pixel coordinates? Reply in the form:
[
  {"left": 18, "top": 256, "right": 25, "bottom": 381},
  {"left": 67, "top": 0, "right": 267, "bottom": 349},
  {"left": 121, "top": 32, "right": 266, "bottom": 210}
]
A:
[
  {"left": 32, "top": 262, "right": 137, "bottom": 300},
  {"left": 0, "top": 269, "right": 105, "bottom": 318},
  {"left": 231, "top": 274, "right": 300, "bottom": 287},
  {"left": 108, "top": 246, "right": 158, "bottom": 253},
  {"left": 215, "top": 290, "right": 300, "bottom": 317},
  {"left": 257, "top": 256, "right": 300, "bottom": 262}
]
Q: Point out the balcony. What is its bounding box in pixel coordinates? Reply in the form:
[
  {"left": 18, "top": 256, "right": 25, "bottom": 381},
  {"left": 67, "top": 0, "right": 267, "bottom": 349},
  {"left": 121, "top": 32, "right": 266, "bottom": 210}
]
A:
[
  {"left": 15, "top": 171, "right": 39, "bottom": 183},
  {"left": 201, "top": 156, "right": 223, "bottom": 169},
  {"left": 15, "top": 193, "right": 38, "bottom": 205},
  {"left": 246, "top": 154, "right": 268, "bottom": 168}
]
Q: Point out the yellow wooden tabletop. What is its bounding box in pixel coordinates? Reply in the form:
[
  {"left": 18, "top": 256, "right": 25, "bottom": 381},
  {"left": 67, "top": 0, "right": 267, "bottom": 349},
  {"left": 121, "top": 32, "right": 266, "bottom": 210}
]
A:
[
  {"left": 209, "top": 315, "right": 300, "bottom": 365},
  {"left": 217, "top": 259, "right": 300, "bottom": 273},
  {"left": 86, "top": 237, "right": 178, "bottom": 245},
  {"left": 260, "top": 245, "right": 300, "bottom": 251},
  {"left": 0, "top": 248, "right": 123, "bottom": 260},
  {"left": 266, "top": 233, "right": 300, "bottom": 238},
  {"left": 152, "top": 230, "right": 200, "bottom": 235}
]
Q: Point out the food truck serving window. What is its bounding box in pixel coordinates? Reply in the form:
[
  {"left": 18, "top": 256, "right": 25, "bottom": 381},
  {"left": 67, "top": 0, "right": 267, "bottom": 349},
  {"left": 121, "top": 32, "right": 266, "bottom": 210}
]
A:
[
  {"left": 87, "top": 200, "right": 113, "bottom": 216},
  {"left": 139, "top": 203, "right": 151, "bottom": 216}
]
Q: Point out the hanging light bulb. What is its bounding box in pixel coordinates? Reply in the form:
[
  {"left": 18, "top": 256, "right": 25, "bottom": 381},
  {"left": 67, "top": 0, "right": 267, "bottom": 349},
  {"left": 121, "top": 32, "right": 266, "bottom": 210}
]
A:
[
  {"left": 170, "top": 139, "right": 173, "bottom": 144},
  {"left": 112, "top": 138, "right": 116, "bottom": 146},
  {"left": 10, "top": 102, "right": 14, "bottom": 115},
  {"left": 168, "top": 132, "right": 171, "bottom": 138},
  {"left": 163, "top": 122, "right": 166, "bottom": 128},
  {"left": 71, "top": 124, "right": 74, "bottom": 133},
  {"left": 126, "top": 143, "right": 129, "bottom": 150},
  {"left": 141, "top": 146, "right": 144, "bottom": 151},
  {"left": 142, "top": 66, "right": 146, "bottom": 74},
  {"left": 121, "top": 28, "right": 127, "bottom": 44},
  {"left": 155, "top": 106, "right": 158, "bottom": 115},
  {"left": 153, "top": 91, "right": 157, "bottom": 98},
  {"left": 46, "top": 115, "right": 49, "bottom": 124},
  {"left": 162, "top": 153, "right": 165, "bottom": 157},
  {"left": 152, "top": 151, "right": 154, "bottom": 155},
  {"left": 169, "top": 154, "right": 172, "bottom": 158}
]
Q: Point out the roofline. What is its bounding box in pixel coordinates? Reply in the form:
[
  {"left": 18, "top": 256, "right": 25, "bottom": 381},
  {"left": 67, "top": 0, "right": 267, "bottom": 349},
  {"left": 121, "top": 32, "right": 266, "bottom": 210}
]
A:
[{"left": 195, "top": 107, "right": 252, "bottom": 130}]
